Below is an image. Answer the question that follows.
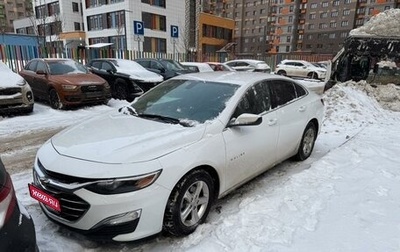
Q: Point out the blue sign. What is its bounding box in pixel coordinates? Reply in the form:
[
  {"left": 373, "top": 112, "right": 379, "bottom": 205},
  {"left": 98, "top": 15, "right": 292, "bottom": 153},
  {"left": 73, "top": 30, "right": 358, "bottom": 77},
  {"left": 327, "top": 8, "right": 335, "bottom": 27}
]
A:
[
  {"left": 134, "top": 21, "right": 144, "bottom": 35},
  {"left": 171, "top": 25, "right": 179, "bottom": 38}
]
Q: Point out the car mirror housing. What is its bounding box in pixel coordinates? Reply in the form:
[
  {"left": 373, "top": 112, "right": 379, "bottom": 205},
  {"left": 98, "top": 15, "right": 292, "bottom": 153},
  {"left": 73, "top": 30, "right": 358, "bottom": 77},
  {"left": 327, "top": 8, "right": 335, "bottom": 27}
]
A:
[
  {"left": 228, "top": 113, "right": 262, "bottom": 127},
  {"left": 36, "top": 69, "right": 47, "bottom": 75}
]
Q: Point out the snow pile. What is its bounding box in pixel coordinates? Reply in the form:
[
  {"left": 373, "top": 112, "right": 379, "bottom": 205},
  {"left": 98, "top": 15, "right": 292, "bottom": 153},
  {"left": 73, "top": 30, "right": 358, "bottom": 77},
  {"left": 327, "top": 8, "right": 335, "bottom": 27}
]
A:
[{"left": 349, "top": 8, "right": 400, "bottom": 37}]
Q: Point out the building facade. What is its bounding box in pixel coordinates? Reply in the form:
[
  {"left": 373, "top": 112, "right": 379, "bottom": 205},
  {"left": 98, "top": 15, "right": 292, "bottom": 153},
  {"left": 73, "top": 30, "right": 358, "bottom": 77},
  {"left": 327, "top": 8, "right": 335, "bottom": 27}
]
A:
[
  {"left": 0, "top": 0, "right": 33, "bottom": 33},
  {"left": 226, "top": 0, "right": 400, "bottom": 56}
]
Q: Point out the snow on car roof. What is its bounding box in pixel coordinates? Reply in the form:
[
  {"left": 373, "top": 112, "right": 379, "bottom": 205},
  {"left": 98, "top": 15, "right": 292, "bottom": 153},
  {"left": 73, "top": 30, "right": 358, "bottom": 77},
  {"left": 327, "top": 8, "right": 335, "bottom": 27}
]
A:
[{"left": 171, "top": 71, "right": 291, "bottom": 86}]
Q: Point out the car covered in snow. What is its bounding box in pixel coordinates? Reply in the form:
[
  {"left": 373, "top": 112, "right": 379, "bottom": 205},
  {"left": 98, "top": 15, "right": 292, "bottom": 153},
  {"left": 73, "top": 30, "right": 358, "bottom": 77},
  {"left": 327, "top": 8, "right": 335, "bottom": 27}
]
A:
[
  {"left": 87, "top": 58, "right": 164, "bottom": 101},
  {"left": 0, "top": 62, "right": 34, "bottom": 115},
  {"left": 30, "top": 72, "right": 324, "bottom": 242}
]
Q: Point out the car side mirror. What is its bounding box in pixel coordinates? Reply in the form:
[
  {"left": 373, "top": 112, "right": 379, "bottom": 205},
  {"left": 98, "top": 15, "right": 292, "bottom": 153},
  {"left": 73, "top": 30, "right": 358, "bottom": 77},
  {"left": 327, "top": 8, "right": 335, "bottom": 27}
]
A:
[{"left": 228, "top": 113, "right": 262, "bottom": 127}]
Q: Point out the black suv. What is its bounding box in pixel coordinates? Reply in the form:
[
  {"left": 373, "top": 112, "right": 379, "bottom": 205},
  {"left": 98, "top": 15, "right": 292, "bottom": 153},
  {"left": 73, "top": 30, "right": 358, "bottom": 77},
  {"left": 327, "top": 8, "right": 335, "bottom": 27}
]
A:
[
  {"left": 134, "top": 58, "right": 194, "bottom": 80},
  {"left": 87, "top": 58, "right": 164, "bottom": 101}
]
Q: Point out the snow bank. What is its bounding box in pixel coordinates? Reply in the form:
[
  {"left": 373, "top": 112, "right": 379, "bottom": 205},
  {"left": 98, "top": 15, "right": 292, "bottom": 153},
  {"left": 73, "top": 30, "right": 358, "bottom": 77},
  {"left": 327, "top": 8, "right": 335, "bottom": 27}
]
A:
[{"left": 349, "top": 8, "right": 400, "bottom": 37}]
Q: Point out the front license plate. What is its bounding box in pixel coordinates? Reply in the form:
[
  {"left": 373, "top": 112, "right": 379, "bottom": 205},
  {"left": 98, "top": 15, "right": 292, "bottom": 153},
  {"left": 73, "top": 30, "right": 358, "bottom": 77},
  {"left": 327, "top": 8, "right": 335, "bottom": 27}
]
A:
[{"left": 28, "top": 183, "right": 61, "bottom": 212}]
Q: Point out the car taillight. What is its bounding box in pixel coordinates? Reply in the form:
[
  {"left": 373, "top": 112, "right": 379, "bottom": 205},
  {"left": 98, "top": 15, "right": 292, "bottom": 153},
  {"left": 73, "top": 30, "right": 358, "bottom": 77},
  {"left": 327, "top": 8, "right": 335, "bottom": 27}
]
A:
[{"left": 0, "top": 173, "right": 17, "bottom": 228}]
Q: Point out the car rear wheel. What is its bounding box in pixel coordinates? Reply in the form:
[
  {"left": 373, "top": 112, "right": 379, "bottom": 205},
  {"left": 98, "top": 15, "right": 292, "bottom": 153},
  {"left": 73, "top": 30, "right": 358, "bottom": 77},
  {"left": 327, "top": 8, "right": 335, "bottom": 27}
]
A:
[
  {"left": 49, "top": 89, "right": 64, "bottom": 110},
  {"left": 307, "top": 72, "right": 318, "bottom": 79},
  {"left": 277, "top": 70, "right": 287, "bottom": 76},
  {"left": 163, "top": 169, "right": 214, "bottom": 236},
  {"left": 294, "top": 122, "right": 316, "bottom": 161}
]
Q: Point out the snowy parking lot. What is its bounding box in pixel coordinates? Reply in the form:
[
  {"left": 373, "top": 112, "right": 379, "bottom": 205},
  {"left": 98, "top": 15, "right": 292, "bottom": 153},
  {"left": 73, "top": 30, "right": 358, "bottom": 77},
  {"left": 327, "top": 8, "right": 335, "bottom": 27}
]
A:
[{"left": 2, "top": 80, "right": 400, "bottom": 251}]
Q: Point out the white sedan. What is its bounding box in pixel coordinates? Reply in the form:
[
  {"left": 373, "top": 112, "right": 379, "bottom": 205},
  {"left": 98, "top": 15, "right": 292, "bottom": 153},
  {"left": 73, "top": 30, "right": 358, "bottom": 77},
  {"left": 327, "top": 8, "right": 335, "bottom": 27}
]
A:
[{"left": 30, "top": 72, "right": 324, "bottom": 242}]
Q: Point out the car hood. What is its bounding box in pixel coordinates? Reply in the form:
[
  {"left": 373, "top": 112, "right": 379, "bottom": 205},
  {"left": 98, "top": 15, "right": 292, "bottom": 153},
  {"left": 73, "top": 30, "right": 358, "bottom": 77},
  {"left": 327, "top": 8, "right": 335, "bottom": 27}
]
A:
[
  {"left": 51, "top": 111, "right": 206, "bottom": 164},
  {"left": 118, "top": 69, "right": 163, "bottom": 82},
  {"left": 50, "top": 73, "right": 105, "bottom": 85},
  {"left": 0, "top": 70, "right": 26, "bottom": 88}
]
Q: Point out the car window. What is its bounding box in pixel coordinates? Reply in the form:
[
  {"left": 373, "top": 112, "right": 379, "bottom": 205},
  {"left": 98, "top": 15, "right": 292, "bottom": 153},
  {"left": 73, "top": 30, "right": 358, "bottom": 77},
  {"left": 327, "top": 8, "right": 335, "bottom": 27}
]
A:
[
  {"left": 137, "top": 60, "right": 149, "bottom": 68},
  {"left": 48, "top": 61, "right": 88, "bottom": 75},
  {"left": 102, "top": 62, "right": 113, "bottom": 71},
  {"left": 36, "top": 61, "right": 47, "bottom": 73},
  {"left": 236, "top": 62, "right": 249, "bottom": 67},
  {"left": 268, "top": 80, "right": 297, "bottom": 108},
  {"left": 150, "top": 61, "right": 163, "bottom": 70},
  {"left": 90, "top": 61, "right": 101, "bottom": 69},
  {"left": 232, "top": 81, "right": 271, "bottom": 118},
  {"left": 294, "top": 83, "right": 307, "bottom": 97},
  {"left": 132, "top": 79, "right": 239, "bottom": 123},
  {"left": 25, "top": 60, "right": 38, "bottom": 71}
]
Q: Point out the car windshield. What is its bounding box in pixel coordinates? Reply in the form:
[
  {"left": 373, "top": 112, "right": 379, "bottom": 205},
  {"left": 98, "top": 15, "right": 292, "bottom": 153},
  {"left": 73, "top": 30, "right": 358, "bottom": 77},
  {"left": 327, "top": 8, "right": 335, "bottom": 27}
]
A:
[
  {"left": 111, "top": 59, "right": 148, "bottom": 71},
  {"left": 162, "top": 60, "right": 186, "bottom": 71},
  {"left": 48, "top": 61, "right": 88, "bottom": 75},
  {"left": 131, "top": 79, "right": 239, "bottom": 124}
]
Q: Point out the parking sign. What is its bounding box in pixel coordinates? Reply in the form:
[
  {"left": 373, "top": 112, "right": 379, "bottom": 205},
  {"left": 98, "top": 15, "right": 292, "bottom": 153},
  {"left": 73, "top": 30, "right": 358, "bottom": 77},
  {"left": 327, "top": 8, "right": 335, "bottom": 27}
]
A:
[
  {"left": 171, "top": 25, "right": 179, "bottom": 38},
  {"left": 134, "top": 21, "right": 144, "bottom": 35}
]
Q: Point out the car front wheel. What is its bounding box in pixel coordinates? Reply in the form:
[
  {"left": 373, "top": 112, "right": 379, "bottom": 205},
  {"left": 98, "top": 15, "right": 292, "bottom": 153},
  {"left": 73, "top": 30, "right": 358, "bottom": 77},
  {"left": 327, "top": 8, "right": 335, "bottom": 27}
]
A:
[
  {"left": 163, "top": 169, "right": 215, "bottom": 236},
  {"left": 277, "top": 70, "right": 287, "bottom": 76},
  {"left": 49, "top": 89, "right": 64, "bottom": 109},
  {"left": 294, "top": 122, "right": 316, "bottom": 161}
]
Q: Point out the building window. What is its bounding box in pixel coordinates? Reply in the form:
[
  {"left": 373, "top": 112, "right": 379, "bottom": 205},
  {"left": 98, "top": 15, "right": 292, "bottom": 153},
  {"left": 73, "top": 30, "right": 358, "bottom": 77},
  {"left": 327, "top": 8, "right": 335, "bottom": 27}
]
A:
[
  {"left": 74, "top": 22, "right": 81, "bottom": 30},
  {"left": 330, "top": 21, "right": 337, "bottom": 28},
  {"left": 286, "top": 36, "right": 291, "bottom": 42},
  {"left": 331, "top": 11, "right": 339, "bottom": 17},
  {"left": 287, "top": 26, "right": 292, "bottom": 32},
  {"left": 142, "top": 12, "right": 166, "bottom": 31},
  {"left": 329, "top": 33, "right": 336, "bottom": 39},
  {"left": 321, "top": 2, "right": 328, "bottom": 7},
  {"left": 72, "top": 2, "right": 79, "bottom": 12},
  {"left": 341, "top": 20, "right": 349, "bottom": 27},
  {"left": 320, "top": 12, "right": 328, "bottom": 18},
  {"left": 141, "top": 0, "right": 165, "bottom": 8},
  {"left": 319, "top": 23, "right": 328, "bottom": 29},
  {"left": 308, "top": 24, "right": 315, "bottom": 30},
  {"left": 344, "top": 0, "right": 351, "bottom": 3},
  {"left": 310, "top": 3, "right": 317, "bottom": 9},
  {"left": 343, "top": 9, "right": 350, "bottom": 16},
  {"left": 309, "top": 13, "right": 316, "bottom": 19}
]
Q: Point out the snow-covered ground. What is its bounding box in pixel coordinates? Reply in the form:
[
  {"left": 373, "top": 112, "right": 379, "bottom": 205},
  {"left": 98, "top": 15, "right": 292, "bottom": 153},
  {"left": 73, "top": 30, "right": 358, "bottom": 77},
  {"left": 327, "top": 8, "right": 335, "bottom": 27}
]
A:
[{"left": 3, "top": 78, "right": 400, "bottom": 251}]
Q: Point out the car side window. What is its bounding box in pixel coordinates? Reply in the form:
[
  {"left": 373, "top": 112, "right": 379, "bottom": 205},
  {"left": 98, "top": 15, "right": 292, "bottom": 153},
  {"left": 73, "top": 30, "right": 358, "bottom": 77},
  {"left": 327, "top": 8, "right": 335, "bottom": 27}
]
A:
[
  {"left": 36, "top": 61, "right": 47, "bottom": 73},
  {"left": 269, "top": 80, "right": 297, "bottom": 108},
  {"left": 102, "top": 62, "right": 113, "bottom": 71},
  {"left": 232, "top": 82, "right": 271, "bottom": 118},
  {"left": 150, "top": 61, "right": 164, "bottom": 71},
  {"left": 91, "top": 61, "right": 101, "bottom": 69},
  {"left": 294, "top": 83, "right": 307, "bottom": 97},
  {"left": 26, "top": 61, "right": 38, "bottom": 71}
]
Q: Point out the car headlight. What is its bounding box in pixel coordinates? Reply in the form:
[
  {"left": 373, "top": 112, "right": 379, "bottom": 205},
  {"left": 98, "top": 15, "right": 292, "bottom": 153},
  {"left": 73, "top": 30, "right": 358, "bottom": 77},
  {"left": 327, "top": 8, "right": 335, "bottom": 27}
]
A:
[
  {"left": 62, "top": 85, "right": 79, "bottom": 91},
  {"left": 85, "top": 170, "right": 162, "bottom": 195},
  {"left": 16, "top": 79, "right": 27, "bottom": 86}
]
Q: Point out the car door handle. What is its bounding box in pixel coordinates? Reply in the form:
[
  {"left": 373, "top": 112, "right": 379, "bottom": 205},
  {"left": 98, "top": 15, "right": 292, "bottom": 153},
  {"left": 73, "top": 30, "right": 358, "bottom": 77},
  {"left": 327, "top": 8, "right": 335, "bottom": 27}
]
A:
[
  {"left": 267, "top": 118, "right": 277, "bottom": 126},
  {"left": 299, "top": 106, "right": 306, "bottom": 112}
]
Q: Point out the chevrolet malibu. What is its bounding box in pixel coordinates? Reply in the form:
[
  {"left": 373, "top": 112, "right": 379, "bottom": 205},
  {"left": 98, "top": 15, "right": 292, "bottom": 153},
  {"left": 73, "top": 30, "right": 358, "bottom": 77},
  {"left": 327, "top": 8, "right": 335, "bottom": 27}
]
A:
[{"left": 30, "top": 72, "right": 324, "bottom": 242}]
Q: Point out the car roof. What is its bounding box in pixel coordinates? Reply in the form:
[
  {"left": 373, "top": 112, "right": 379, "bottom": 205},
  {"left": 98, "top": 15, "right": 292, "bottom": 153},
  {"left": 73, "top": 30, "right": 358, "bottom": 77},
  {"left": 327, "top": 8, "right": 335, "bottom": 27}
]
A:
[
  {"left": 171, "top": 71, "right": 295, "bottom": 86},
  {"left": 225, "top": 59, "right": 266, "bottom": 63}
]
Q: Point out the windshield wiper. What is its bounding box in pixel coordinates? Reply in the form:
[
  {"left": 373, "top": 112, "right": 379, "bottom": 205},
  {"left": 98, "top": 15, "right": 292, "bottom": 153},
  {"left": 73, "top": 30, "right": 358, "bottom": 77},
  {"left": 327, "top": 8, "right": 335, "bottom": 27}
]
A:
[{"left": 137, "top": 113, "right": 192, "bottom": 127}]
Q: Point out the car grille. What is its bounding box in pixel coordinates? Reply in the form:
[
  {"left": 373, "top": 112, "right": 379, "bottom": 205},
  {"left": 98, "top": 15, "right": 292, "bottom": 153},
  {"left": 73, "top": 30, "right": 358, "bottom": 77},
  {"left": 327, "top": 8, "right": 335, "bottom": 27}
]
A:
[
  {"left": 81, "top": 85, "right": 103, "bottom": 93},
  {"left": 34, "top": 162, "right": 90, "bottom": 222},
  {"left": 0, "top": 87, "right": 21, "bottom": 96}
]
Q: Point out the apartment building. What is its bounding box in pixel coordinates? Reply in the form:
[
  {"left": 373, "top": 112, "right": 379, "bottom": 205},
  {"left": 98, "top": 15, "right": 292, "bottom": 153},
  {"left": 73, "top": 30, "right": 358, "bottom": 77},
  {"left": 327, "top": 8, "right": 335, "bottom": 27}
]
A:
[
  {"left": 0, "top": 0, "right": 32, "bottom": 33},
  {"left": 83, "top": 0, "right": 186, "bottom": 53},
  {"left": 227, "top": 0, "right": 400, "bottom": 56},
  {"left": 13, "top": 0, "right": 84, "bottom": 51}
]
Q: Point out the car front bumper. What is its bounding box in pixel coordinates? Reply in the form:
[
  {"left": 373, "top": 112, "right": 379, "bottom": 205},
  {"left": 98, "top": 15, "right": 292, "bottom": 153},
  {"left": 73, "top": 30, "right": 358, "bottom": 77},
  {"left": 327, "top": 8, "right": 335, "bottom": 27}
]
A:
[
  {"left": 32, "top": 163, "right": 171, "bottom": 242},
  {"left": 0, "top": 85, "right": 34, "bottom": 114}
]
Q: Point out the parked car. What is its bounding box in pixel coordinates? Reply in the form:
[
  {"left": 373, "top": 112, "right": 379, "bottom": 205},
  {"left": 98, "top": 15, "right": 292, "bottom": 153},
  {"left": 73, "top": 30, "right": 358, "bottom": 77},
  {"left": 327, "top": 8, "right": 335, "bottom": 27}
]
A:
[
  {"left": 134, "top": 58, "right": 193, "bottom": 80},
  {"left": 30, "top": 72, "right": 324, "bottom": 242},
  {"left": 275, "top": 59, "right": 327, "bottom": 79},
  {"left": 206, "top": 62, "right": 236, "bottom": 71},
  {"left": 224, "top": 59, "right": 271, "bottom": 73},
  {"left": 180, "top": 62, "right": 214, "bottom": 72},
  {"left": 19, "top": 58, "right": 111, "bottom": 109},
  {"left": 0, "top": 62, "right": 34, "bottom": 115},
  {"left": 87, "top": 58, "right": 163, "bottom": 101},
  {"left": 1, "top": 158, "right": 38, "bottom": 251}
]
